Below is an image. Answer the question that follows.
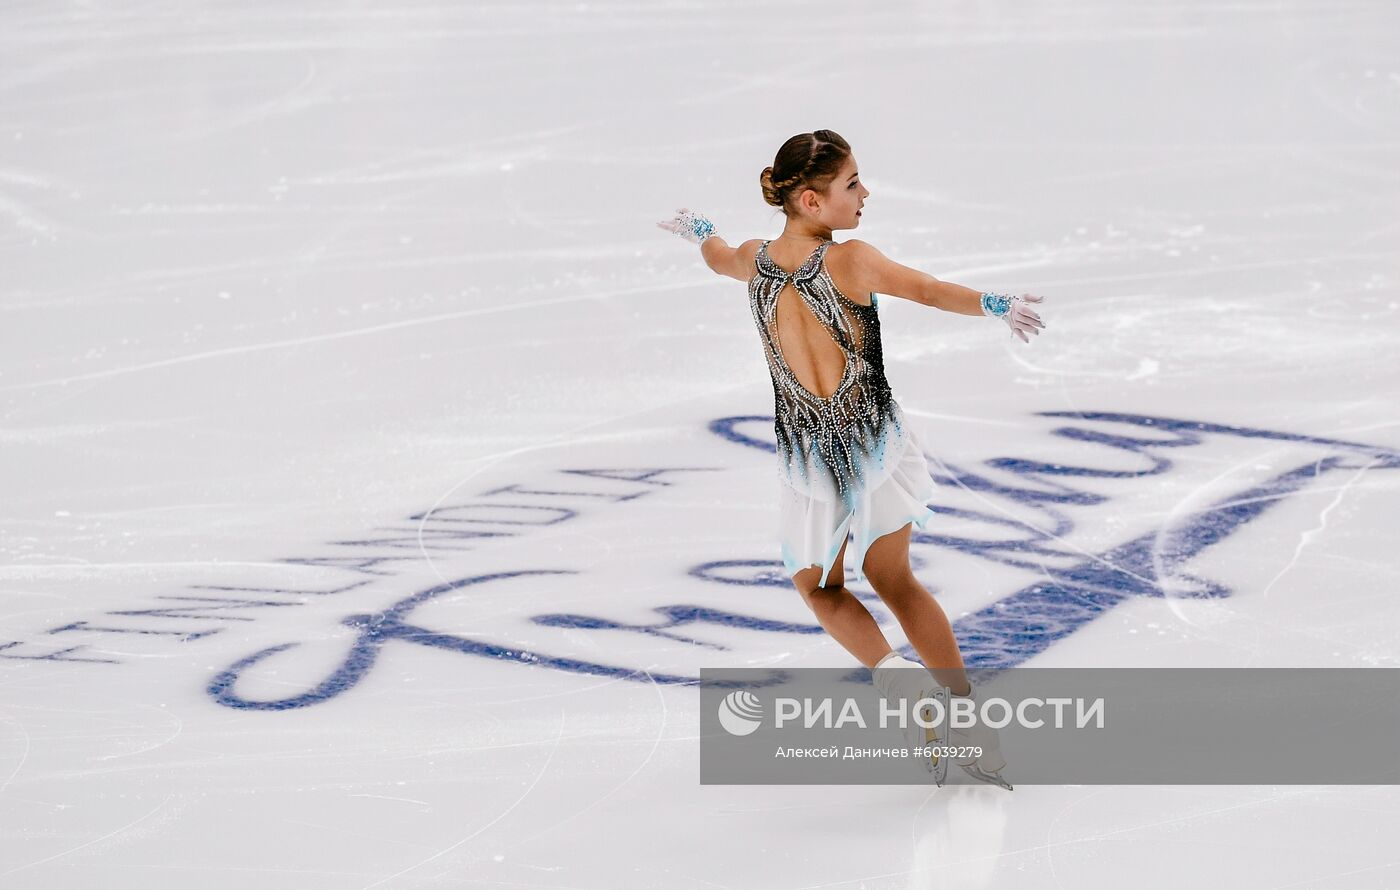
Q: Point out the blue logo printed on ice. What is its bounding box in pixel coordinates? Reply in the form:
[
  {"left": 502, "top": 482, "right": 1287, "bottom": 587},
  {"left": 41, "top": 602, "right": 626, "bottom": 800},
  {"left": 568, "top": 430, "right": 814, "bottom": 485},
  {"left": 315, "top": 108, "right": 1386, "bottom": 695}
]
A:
[{"left": 193, "top": 412, "right": 1400, "bottom": 710}]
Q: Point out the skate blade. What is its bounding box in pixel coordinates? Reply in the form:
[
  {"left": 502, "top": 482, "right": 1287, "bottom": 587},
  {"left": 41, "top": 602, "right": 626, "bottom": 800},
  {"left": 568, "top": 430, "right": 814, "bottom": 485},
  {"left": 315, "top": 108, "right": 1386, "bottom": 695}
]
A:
[{"left": 959, "top": 763, "right": 1013, "bottom": 791}]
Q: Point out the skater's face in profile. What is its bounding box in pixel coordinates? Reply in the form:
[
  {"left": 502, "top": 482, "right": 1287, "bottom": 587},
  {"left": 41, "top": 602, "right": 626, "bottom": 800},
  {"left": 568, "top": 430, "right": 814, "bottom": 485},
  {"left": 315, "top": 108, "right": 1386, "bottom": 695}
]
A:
[{"left": 798, "top": 155, "right": 869, "bottom": 231}]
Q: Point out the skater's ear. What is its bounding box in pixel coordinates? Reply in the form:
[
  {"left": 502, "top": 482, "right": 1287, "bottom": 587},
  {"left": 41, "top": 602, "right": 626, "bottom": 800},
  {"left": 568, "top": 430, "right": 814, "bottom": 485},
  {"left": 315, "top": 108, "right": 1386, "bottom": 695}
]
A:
[{"left": 840, "top": 240, "right": 942, "bottom": 306}]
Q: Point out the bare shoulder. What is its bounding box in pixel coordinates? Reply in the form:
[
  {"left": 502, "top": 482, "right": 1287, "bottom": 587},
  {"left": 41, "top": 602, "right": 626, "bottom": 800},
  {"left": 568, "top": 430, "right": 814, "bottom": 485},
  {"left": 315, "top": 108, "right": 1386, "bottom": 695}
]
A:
[
  {"left": 707, "top": 237, "right": 765, "bottom": 283},
  {"left": 735, "top": 238, "right": 763, "bottom": 269},
  {"left": 732, "top": 238, "right": 766, "bottom": 283},
  {"left": 828, "top": 239, "right": 935, "bottom": 306},
  {"left": 828, "top": 238, "right": 885, "bottom": 269}
]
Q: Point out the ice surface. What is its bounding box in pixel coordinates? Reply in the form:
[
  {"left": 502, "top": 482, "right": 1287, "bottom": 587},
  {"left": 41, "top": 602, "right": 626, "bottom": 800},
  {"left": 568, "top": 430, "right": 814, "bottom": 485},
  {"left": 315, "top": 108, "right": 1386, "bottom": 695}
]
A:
[{"left": 2, "top": 1, "right": 1399, "bottom": 887}]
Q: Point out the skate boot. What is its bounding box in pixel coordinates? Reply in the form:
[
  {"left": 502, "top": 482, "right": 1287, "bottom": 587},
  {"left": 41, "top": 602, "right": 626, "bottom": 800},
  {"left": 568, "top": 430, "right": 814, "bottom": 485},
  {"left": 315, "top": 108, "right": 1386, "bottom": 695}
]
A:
[
  {"left": 948, "top": 684, "right": 1014, "bottom": 791},
  {"left": 871, "top": 652, "right": 949, "bottom": 786}
]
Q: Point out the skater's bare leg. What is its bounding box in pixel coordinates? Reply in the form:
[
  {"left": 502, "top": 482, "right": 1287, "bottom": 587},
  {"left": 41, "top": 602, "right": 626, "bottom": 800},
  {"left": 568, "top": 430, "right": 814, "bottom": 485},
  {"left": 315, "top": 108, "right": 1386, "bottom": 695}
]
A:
[
  {"left": 792, "top": 539, "right": 897, "bottom": 670},
  {"left": 863, "top": 523, "right": 972, "bottom": 696}
]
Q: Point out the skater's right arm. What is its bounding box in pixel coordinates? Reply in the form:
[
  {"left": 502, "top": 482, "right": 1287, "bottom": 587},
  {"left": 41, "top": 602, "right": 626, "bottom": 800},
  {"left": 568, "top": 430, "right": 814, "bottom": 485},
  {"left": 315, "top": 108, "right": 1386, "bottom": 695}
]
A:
[{"left": 842, "top": 240, "right": 980, "bottom": 313}]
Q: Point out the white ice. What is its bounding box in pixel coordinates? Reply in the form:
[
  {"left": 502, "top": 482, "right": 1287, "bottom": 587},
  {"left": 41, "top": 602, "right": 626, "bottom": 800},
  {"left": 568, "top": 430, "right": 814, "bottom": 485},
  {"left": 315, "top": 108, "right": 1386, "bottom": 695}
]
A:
[{"left": 2, "top": 1, "right": 1400, "bottom": 887}]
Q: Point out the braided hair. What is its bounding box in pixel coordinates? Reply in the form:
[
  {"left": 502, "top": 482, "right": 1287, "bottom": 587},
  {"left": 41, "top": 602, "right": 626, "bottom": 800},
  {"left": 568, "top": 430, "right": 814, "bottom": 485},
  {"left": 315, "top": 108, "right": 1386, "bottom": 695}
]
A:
[{"left": 759, "top": 129, "right": 852, "bottom": 217}]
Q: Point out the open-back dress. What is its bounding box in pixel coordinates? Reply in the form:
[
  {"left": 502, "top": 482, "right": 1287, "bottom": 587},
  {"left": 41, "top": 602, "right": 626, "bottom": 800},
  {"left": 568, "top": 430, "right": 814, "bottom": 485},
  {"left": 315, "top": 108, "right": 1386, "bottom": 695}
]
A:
[{"left": 748, "top": 238, "right": 937, "bottom": 586}]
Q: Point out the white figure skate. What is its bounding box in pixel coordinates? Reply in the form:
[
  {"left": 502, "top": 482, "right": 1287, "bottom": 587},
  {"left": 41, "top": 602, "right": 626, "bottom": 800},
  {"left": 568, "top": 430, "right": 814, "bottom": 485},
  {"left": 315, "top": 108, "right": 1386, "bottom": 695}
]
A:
[{"left": 871, "top": 653, "right": 950, "bottom": 786}]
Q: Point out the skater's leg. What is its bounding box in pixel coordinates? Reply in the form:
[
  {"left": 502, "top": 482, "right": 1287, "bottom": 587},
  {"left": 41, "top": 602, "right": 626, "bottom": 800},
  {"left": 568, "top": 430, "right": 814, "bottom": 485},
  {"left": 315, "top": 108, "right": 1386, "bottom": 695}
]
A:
[
  {"left": 863, "top": 524, "right": 1014, "bottom": 789},
  {"left": 792, "top": 537, "right": 896, "bottom": 670},
  {"left": 862, "top": 522, "right": 972, "bottom": 696}
]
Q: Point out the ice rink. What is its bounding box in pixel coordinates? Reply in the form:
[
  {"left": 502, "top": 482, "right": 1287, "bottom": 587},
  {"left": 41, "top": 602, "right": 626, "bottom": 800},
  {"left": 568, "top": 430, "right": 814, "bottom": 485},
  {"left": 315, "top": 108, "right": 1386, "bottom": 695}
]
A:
[{"left": 3, "top": 1, "right": 1400, "bottom": 887}]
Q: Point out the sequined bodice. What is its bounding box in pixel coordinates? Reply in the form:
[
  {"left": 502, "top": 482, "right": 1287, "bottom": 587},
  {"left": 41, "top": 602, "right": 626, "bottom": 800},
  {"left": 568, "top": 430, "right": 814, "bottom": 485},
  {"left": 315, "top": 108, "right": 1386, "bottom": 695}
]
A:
[{"left": 748, "top": 239, "right": 908, "bottom": 508}]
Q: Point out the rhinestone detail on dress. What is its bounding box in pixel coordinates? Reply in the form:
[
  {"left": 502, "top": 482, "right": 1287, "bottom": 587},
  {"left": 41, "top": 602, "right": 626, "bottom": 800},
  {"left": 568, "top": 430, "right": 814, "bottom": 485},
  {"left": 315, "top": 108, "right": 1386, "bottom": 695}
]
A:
[{"left": 748, "top": 239, "right": 904, "bottom": 510}]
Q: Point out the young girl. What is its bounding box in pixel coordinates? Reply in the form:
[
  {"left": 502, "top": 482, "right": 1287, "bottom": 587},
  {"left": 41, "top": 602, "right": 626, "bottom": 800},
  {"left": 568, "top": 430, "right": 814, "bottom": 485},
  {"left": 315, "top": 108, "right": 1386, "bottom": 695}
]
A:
[{"left": 659, "top": 130, "right": 1044, "bottom": 789}]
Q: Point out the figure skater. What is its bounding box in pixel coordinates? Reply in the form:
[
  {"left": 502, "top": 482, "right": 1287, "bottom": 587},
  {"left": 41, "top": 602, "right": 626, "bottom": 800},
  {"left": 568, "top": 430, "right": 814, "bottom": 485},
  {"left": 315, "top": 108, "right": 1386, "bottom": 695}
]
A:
[{"left": 658, "top": 130, "right": 1044, "bottom": 789}]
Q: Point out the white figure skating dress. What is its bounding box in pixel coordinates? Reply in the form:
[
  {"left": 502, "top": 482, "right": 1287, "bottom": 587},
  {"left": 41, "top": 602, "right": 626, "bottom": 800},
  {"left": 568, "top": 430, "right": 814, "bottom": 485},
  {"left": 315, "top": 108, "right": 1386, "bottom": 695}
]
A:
[{"left": 748, "top": 239, "right": 937, "bottom": 585}]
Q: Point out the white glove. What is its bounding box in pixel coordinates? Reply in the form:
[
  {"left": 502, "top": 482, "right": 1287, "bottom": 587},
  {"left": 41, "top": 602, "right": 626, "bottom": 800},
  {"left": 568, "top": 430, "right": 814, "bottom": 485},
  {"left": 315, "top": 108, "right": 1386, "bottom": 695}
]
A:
[
  {"left": 656, "top": 207, "right": 718, "bottom": 245},
  {"left": 981, "top": 292, "right": 1046, "bottom": 343}
]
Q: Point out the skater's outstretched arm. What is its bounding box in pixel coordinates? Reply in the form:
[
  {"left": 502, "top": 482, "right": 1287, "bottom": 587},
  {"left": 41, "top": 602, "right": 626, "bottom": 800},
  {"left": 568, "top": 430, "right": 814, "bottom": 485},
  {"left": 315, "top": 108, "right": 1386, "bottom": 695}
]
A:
[
  {"left": 842, "top": 239, "right": 1047, "bottom": 342},
  {"left": 656, "top": 207, "right": 760, "bottom": 282}
]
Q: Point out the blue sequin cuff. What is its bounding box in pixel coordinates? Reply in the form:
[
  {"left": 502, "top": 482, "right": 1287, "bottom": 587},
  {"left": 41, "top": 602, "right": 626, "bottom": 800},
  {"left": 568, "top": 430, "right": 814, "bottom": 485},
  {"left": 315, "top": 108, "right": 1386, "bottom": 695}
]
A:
[
  {"left": 980, "top": 292, "right": 1012, "bottom": 317},
  {"left": 690, "top": 216, "right": 716, "bottom": 241}
]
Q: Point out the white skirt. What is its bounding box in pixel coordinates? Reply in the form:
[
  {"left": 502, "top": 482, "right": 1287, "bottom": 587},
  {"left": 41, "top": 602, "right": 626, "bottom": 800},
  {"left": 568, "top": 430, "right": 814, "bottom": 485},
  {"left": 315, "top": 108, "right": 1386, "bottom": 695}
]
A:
[{"left": 777, "top": 421, "right": 937, "bottom": 586}]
